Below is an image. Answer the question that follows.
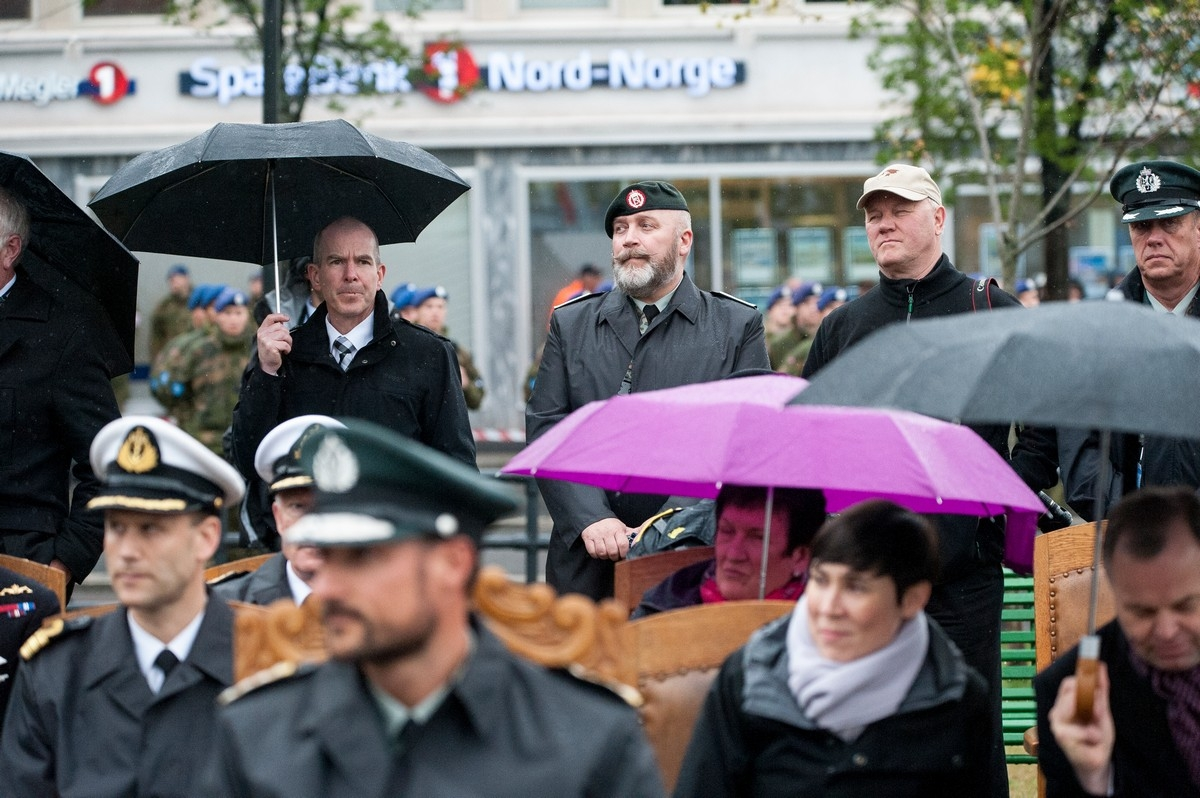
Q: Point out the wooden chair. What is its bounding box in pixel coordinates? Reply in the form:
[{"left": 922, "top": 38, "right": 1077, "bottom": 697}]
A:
[
  {"left": 205, "top": 553, "right": 276, "bottom": 584},
  {"left": 229, "top": 566, "right": 791, "bottom": 793},
  {"left": 613, "top": 546, "right": 715, "bottom": 615},
  {"left": 0, "top": 553, "right": 67, "bottom": 611},
  {"left": 627, "top": 600, "right": 795, "bottom": 791},
  {"left": 1023, "top": 521, "right": 1117, "bottom": 795}
]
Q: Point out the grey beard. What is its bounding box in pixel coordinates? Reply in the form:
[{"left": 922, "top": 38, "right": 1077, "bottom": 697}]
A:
[{"left": 612, "top": 251, "right": 676, "bottom": 300}]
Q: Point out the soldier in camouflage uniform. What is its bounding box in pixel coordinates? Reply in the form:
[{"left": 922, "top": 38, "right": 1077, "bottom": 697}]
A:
[
  {"left": 412, "top": 285, "right": 485, "bottom": 410},
  {"left": 148, "top": 264, "right": 193, "bottom": 363},
  {"left": 176, "top": 287, "right": 252, "bottom": 456},
  {"left": 775, "top": 281, "right": 823, "bottom": 377},
  {"left": 150, "top": 283, "right": 223, "bottom": 429}
]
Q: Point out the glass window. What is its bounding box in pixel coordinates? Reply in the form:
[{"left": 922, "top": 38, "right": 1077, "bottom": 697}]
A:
[
  {"left": 523, "top": 0, "right": 606, "bottom": 7},
  {"left": 83, "top": 0, "right": 166, "bottom": 14},
  {"left": 0, "top": 0, "right": 29, "bottom": 18},
  {"left": 376, "top": 0, "right": 463, "bottom": 11},
  {"left": 718, "top": 176, "right": 863, "bottom": 295}
]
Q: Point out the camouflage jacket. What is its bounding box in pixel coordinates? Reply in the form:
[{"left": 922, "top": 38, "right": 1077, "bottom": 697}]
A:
[
  {"left": 455, "top": 341, "right": 485, "bottom": 410},
  {"left": 178, "top": 329, "right": 251, "bottom": 455},
  {"left": 149, "top": 326, "right": 209, "bottom": 425},
  {"left": 148, "top": 294, "right": 192, "bottom": 363}
]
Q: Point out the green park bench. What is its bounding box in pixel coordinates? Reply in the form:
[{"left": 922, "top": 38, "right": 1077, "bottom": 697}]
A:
[{"left": 1001, "top": 569, "right": 1037, "bottom": 765}]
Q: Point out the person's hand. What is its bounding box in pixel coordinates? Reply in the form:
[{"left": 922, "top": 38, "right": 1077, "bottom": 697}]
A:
[
  {"left": 581, "top": 518, "right": 636, "bottom": 561},
  {"left": 256, "top": 313, "right": 293, "bottom": 376},
  {"left": 1048, "top": 661, "right": 1115, "bottom": 795},
  {"left": 48, "top": 558, "right": 73, "bottom": 585}
]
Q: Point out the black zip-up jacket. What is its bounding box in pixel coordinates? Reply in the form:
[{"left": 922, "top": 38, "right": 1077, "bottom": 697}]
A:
[{"left": 803, "top": 256, "right": 1059, "bottom": 578}]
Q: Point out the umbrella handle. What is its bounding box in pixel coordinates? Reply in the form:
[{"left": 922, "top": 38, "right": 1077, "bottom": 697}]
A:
[{"left": 1073, "top": 635, "right": 1101, "bottom": 723}]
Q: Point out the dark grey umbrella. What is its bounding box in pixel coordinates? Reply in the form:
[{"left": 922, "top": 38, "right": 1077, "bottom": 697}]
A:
[
  {"left": 1, "top": 151, "right": 137, "bottom": 374},
  {"left": 794, "top": 299, "right": 1200, "bottom": 720},
  {"left": 88, "top": 119, "right": 469, "bottom": 310},
  {"left": 792, "top": 301, "right": 1200, "bottom": 437}
]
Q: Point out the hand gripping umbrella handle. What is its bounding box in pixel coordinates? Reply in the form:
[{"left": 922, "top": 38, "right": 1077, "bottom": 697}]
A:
[{"left": 1073, "top": 635, "right": 1101, "bottom": 723}]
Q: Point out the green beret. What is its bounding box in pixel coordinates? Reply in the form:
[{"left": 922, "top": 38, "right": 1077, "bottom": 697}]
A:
[
  {"left": 284, "top": 419, "right": 518, "bottom": 547},
  {"left": 605, "top": 181, "right": 689, "bottom": 238},
  {"left": 1110, "top": 160, "right": 1200, "bottom": 223}
]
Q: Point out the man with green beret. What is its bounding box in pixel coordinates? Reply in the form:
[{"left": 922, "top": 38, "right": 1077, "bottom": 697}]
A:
[
  {"left": 527, "top": 180, "right": 770, "bottom": 601},
  {"left": 0, "top": 415, "right": 245, "bottom": 797},
  {"left": 202, "top": 419, "right": 665, "bottom": 797},
  {"left": 1061, "top": 160, "right": 1200, "bottom": 520}
]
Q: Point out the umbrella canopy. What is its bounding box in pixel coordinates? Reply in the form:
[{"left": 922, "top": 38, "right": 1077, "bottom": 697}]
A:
[
  {"left": 88, "top": 119, "right": 469, "bottom": 267},
  {"left": 503, "top": 375, "right": 1043, "bottom": 563},
  {"left": 791, "top": 301, "right": 1200, "bottom": 438},
  {"left": 1, "top": 151, "right": 137, "bottom": 373}
]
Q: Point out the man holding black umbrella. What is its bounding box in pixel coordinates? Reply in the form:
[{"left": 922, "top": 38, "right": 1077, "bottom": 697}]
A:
[
  {"left": 801, "top": 164, "right": 1059, "bottom": 795},
  {"left": 1061, "top": 160, "right": 1200, "bottom": 520},
  {"left": 230, "top": 216, "right": 475, "bottom": 484},
  {"left": 0, "top": 184, "right": 121, "bottom": 588}
]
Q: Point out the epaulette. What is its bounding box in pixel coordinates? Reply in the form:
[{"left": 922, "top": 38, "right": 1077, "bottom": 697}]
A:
[
  {"left": 218, "top": 659, "right": 315, "bottom": 706},
  {"left": 563, "top": 663, "right": 644, "bottom": 709},
  {"left": 553, "top": 291, "right": 607, "bottom": 311},
  {"left": 206, "top": 569, "right": 252, "bottom": 586},
  {"left": 629, "top": 506, "right": 683, "bottom": 547},
  {"left": 711, "top": 291, "right": 757, "bottom": 309},
  {"left": 20, "top": 615, "right": 92, "bottom": 661}
]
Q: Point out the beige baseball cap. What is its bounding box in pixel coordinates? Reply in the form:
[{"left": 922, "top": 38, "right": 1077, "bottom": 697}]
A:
[{"left": 856, "top": 164, "right": 943, "bottom": 209}]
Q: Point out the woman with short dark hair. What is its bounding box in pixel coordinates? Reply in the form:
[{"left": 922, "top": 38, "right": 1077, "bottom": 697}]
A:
[{"left": 673, "top": 499, "right": 991, "bottom": 797}]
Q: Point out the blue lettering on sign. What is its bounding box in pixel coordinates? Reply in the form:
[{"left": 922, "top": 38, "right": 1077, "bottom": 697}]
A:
[
  {"left": 483, "top": 50, "right": 743, "bottom": 97},
  {"left": 179, "top": 57, "right": 413, "bottom": 105}
]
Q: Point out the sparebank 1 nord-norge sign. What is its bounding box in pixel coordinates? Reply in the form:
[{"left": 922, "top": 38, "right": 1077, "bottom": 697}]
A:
[{"left": 178, "top": 43, "right": 745, "bottom": 105}]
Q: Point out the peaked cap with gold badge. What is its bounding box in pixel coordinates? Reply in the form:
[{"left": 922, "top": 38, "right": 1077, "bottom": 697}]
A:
[
  {"left": 254, "top": 415, "right": 346, "bottom": 495},
  {"left": 284, "top": 419, "right": 518, "bottom": 547},
  {"left": 88, "top": 415, "right": 244, "bottom": 515},
  {"left": 1110, "top": 160, "right": 1200, "bottom": 223}
]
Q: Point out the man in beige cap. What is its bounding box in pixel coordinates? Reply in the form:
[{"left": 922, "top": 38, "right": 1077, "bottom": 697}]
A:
[{"left": 801, "top": 163, "right": 1059, "bottom": 796}]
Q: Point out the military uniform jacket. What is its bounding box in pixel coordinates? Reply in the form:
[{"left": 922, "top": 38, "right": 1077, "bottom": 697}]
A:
[
  {"left": 526, "top": 272, "right": 770, "bottom": 546},
  {"left": 0, "top": 272, "right": 121, "bottom": 580},
  {"left": 230, "top": 289, "right": 476, "bottom": 478},
  {"left": 0, "top": 598, "right": 235, "bottom": 798},
  {"left": 0, "top": 566, "right": 60, "bottom": 727},
  {"left": 203, "top": 619, "right": 665, "bottom": 798},
  {"left": 210, "top": 553, "right": 292, "bottom": 606}
]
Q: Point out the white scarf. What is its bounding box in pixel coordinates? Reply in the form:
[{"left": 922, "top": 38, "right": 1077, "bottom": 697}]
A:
[{"left": 785, "top": 595, "right": 929, "bottom": 741}]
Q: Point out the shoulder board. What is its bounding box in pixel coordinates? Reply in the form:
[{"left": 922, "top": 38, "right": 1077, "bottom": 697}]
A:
[
  {"left": 564, "top": 663, "right": 644, "bottom": 708},
  {"left": 206, "top": 569, "right": 253, "bottom": 586},
  {"left": 710, "top": 291, "right": 757, "bottom": 309},
  {"left": 218, "top": 659, "right": 315, "bottom": 706},
  {"left": 554, "top": 291, "right": 607, "bottom": 311},
  {"left": 630, "top": 506, "right": 684, "bottom": 546},
  {"left": 20, "top": 615, "right": 92, "bottom": 661}
]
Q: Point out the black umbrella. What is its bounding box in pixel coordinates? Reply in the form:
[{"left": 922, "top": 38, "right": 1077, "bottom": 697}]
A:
[
  {"left": 792, "top": 301, "right": 1200, "bottom": 436},
  {"left": 1, "top": 151, "right": 137, "bottom": 374},
  {"left": 794, "top": 299, "right": 1200, "bottom": 720},
  {"left": 88, "top": 119, "right": 469, "bottom": 310}
]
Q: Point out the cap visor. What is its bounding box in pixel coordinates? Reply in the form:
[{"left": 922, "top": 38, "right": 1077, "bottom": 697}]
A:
[
  {"left": 1121, "top": 205, "right": 1196, "bottom": 223},
  {"left": 856, "top": 187, "right": 928, "bottom": 209}
]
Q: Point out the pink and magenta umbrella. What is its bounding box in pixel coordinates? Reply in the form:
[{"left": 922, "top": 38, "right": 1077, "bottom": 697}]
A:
[{"left": 505, "top": 375, "right": 1043, "bottom": 572}]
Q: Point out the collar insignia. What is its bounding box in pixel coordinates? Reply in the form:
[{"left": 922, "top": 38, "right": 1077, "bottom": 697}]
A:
[{"left": 116, "top": 426, "right": 159, "bottom": 474}]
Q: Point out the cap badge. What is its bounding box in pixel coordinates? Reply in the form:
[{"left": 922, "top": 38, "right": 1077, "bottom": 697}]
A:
[
  {"left": 116, "top": 426, "right": 159, "bottom": 474},
  {"left": 312, "top": 434, "right": 359, "bottom": 494},
  {"left": 626, "top": 189, "right": 646, "bottom": 209},
  {"left": 1136, "top": 167, "right": 1162, "bottom": 194}
]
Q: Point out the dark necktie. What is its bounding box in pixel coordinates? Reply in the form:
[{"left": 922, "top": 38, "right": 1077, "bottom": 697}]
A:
[
  {"left": 154, "top": 649, "right": 179, "bottom": 684},
  {"left": 642, "top": 303, "right": 659, "bottom": 331}
]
